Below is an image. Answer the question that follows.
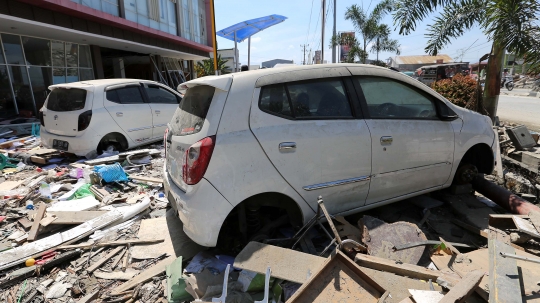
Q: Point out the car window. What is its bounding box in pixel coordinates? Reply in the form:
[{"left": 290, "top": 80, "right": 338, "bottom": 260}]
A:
[
  {"left": 145, "top": 84, "right": 180, "bottom": 104},
  {"left": 259, "top": 84, "right": 293, "bottom": 118},
  {"left": 356, "top": 77, "right": 437, "bottom": 119},
  {"left": 287, "top": 79, "right": 352, "bottom": 118},
  {"left": 47, "top": 88, "right": 87, "bottom": 112},
  {"left": 106, "top": 86, "right": 145, "bottom": 104},
  {"left": 170, "top": 85, "right": 215, "bottom": 136}
]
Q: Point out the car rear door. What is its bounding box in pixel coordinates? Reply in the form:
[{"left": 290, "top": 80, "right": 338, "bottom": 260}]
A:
[
  {"left": 350, "top": 72, "right": 455, "bottom": 204},
  {"left": 249, "top": 72, "right": 372, "bottom": 214},
  {"left": 141, "top": 83, "right": 181, "bottom": 141},
  {"left": 42, "top": 86, "right": 93, "bottom": 136},
  {"left": 103, "top": 83, "right": 153, "bottom": 144}
]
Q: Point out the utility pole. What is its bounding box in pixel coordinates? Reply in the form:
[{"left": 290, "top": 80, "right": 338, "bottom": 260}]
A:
[
  {"left": 332, "top": 0, "right": 336, "bottom": 63},
  {"left": 301, "top": 44, "right": 309, "bottom": 65},
  {"left": 321, "top": 0, "right": 326, "bottom": 64}
]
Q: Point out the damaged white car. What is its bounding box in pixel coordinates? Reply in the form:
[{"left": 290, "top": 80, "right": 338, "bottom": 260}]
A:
[{"left": 163, "top": 64, "right": 496, "bottom": 247}]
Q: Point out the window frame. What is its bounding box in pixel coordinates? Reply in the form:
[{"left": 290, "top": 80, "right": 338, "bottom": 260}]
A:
[
  {"left": 257, "top": 77, "right": 361, "bottom": 121},
  {"left": 352, "top": 76, "right": 447, "bottom": 121},
  {"left": 141, "top": 82, "right": 181, "bottom": 104},
  {"left": 105, "top": 83, "right": 147, "bottom": 104}
]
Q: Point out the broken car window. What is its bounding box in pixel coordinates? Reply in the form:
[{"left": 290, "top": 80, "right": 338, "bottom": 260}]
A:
[{"left": 170, "top": 85, "right": 215, "bottom": 136}]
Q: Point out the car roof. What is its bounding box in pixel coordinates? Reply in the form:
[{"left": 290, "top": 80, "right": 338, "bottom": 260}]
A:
[{"left": 48, "top": 78, "right": 160, "bottom": 90}]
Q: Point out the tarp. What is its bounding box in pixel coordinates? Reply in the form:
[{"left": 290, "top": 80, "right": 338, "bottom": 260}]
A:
[{"left": 216, "top": 15, "right": 287, "bottom": 42}]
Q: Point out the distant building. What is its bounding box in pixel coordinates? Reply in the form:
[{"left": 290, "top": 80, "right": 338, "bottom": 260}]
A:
[
  {"left": 211, "top": 49, "right": 240, "bottom": 73},
  {"left": 388, "top": 55, "right": 454, "bottom": 71},
  {"left": 262, "top": 59, "right": 294, "bottom": 68}
]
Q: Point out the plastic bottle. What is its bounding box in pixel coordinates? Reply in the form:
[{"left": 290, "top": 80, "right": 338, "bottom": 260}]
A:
[{"left": 39, "top": 182, "right": 52, "bottom": 199}]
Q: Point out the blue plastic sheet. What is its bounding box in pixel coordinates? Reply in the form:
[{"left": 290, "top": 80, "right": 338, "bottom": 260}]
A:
[
  {"left": 94, "top": 163, "right": 128, "bottom": 183},
  {"left": 217, "top": 15, "right": 287, "bottom": 42}
]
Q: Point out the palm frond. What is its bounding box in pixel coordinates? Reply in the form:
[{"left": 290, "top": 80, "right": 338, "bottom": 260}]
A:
[
  {"left": 370, "top": 0, "right": 394, "bottom": 23},
  {"left": 424, "top": 0, "right": 483, "bottom": 55},
  {"left": 345, "top": 5, "right": 367, "bottom": 32},
  {"left": 393, "top": 0, "right": 457, "bottom": 35}
]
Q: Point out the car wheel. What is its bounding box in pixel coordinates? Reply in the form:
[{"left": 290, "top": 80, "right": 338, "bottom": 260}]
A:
[
  {"left": 454, "top": 164, "right": 478, "bottom": 184},
  {"left": 97, "top": 141, "right": 122, "bottom": 155}
]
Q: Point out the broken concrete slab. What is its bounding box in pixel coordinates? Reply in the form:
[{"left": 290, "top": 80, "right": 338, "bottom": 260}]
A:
[
  {"left": 360, "top": 216, "right": 427, "bottom": 265},
  {"left": 506, "top": 125, "right": 536, "bottom": 150}
]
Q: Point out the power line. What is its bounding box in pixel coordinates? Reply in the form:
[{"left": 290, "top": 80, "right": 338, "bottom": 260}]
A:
[
  {"left": 305, "top": 0, "right": 315, "bottom": 46},
  {"left": 310, "top": 4, "right": 322, "bottom": 48}
]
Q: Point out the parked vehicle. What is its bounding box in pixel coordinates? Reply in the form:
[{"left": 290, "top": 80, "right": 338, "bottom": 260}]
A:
[
  {"left": 163, "top": 64, "right": 496, "bottom": 247},
  {"left": 416, "top": 62, "right": 470, "bottom": 86},
  {"left": 40, "top": 79, "right": 182, "bottom": 157},
  {"left": 501, "top": 75, "right": 514, "bottom": 91}
]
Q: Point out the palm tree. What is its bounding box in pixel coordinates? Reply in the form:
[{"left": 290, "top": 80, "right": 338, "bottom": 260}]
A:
[
  {"left": 195, "top": 54, "right": 229, "bottom": 77},
  {"left": 392, "top": 0, "right": 540, "bottom": 120},
  {"left": 330, "top": 34, "right": 368, "bottom": 63},
  {"left": 371, "top": 24, "right": 400, "bottom": 61},
  {"left": 340, "top": 0, "right": 396, "bottom": 64}
]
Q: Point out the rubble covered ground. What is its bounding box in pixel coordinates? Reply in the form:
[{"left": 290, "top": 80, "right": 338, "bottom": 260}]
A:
[{"left": 2, "top": 129, "right": 540, "bottom": 303}]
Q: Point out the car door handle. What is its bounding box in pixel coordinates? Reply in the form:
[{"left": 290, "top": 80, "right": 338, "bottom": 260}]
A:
[
  {"left": 116, "top": 112, "right": 123, "bottom": 117},
  {"left": 380, "top": 136, "right": 393, "bottom": 145},
  {"left": 155, "top": 110, "right": 160, "bottom": 114},
  {"left": 279, "top": 142, "right": 296, "bottom": 150}
]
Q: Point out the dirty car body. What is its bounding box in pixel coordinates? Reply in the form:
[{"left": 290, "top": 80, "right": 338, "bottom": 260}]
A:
[
  {"left": 40, "top": 79, "right": 182, "bottom": 157},
  {"left": 163, "top": 64, "right": 496, "bottom": 247}
]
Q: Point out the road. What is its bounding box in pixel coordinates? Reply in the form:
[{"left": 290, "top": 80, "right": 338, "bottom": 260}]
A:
[{"left": 497, "top": 90, "right": 540, "bottom": 132}]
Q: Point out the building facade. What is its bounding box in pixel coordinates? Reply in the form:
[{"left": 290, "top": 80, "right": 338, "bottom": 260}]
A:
[{"left": 0, "top": 0, "right": 213, "bottom": 120}]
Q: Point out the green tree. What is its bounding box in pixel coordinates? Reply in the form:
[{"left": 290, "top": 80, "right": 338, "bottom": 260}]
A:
[
  {"left": 330, "top": 34, "right": 368, "bottom": 63},
  {"left": 195, "top": 54, "right": 229, "bottom": 77},
  {"left": 392, "top": 0, "right": 540, "bottom": 120},
  {"left": 371, "top": 24, "right": 401, "bottom": 61}
]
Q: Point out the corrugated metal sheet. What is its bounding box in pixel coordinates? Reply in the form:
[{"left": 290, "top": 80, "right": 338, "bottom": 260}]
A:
[{"left": 395, "top": 55, "right": 454, "bottom": 65}]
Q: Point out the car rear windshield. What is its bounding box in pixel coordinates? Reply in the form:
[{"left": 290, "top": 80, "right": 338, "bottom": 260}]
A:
[
  {"left": 47, "top": 88, "right": 87, "bottom": 112},
  {"left": 170, "top": 85, "right": 215, "bottom": 136}
]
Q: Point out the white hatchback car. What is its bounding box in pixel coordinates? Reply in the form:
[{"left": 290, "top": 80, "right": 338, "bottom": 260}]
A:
[
  {"left": 40, "top": 79, "right": 182, "bottom": 157},
  {"left": 163, "top": 64, "right": 496, "bottom": 247}
]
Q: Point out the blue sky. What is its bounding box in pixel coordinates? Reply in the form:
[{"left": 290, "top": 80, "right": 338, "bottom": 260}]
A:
[{"left": 214, "top": 0, "right": 493, "bottom": 66}]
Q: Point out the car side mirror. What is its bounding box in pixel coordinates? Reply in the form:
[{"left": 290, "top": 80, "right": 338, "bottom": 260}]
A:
[
  {"left": 438, "top": 102, "right": 459, "bottom": 121},
  {"left": 440, "top": 114, "right": 459, "bottom": 121}
]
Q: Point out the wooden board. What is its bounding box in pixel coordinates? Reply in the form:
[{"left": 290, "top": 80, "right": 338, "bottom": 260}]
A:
[
  {"left": 286, "top": 251, "right": 386, "bottom": 303},
  {"left": 0, "top": 210, "right": 122, "bottom": 271},
  {"left": 439, "top": 270, "right": 484, "bottom": 303},
  {"left": 130, "top": 210, "right": 204, "bottom": 260},
  {"left": 529, "top": 211, "right": 540, "bottom": 234},
  {"left": 234, "top": 242, "right": 326, "bottom": 284},
  {"left": 513, "top": 216, "right": 540, "bottom": 239},
  {"left": 0, "top": 180, "right": 23, "bottom": 191},
  {"left": 129, "top": 175, "right": 163, "bottom": 184},
  {"left": 110, "top": 256, "right": 175, "bottom": 295},
  {"left": 0, "top": 136, "right": 32, "bottom": 148},
  {"left": 46, "top": 211, "right": 108, "bottom": 224},
  {"left": 28, "top": 203, "right": 47, "bottom": 241},
  {"left": 87, "top": 246, "right": 124, "bottom": 273},
  {"left": 489, "top": 238, "right": 522, "bottom": 302}
]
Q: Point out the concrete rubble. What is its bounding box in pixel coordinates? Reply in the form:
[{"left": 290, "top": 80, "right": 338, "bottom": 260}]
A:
[{"left": 2, "top": 130, "right": 540, "bottom": 302}]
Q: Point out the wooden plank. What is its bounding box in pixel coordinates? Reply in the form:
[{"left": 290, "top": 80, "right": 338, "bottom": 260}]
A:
[
  {"left": 76, "top": 290, "right": 99, "bottom": 303},
  {"left": 57, "top": 238, "right": 164, "bottom": 250},
  {"left": 233, "top": 241, "right": 326, "bottom": 284},
  {"left": 439, "top": 270, "right": 484, "bottom": 303},
  {"left": 528, "top": 211, "right": 540, "bottom": 234},
  {"left": 408, "top": 290, "right": 444, "bottom": 303},
  {"left": 513, "top": 216, "right": 540, "bottom": 239},
  {"left": 39, "top": 216, "right": 57, "bottom": 227},
  {"left": 87, "top": 246, "right": 124, "bottom": 273},
  {"left": 46, "top": 211, "right": 108, "bottom": 224},
  {"left": 129, "top": 175, "right": 163, "bottom": 184},
  {"left": 0, "top": 136, "right": 32, "bottom": 148},
  {"left": 17, "top": 218, "right": 33, "bottom": 229},
  {"left": 0, "top": 180, "right": 23, "bottom": 191},
  {"left": 489, "top": 237, "right": 522, "bottom": 302},
  {"left": 0, "top": 210, "right": 122, "bottom": 271},
  {"left": 28, "top": 203, "right": 47, "bottom": 242},
  {"left": 354, "top": 253, "right": 460, "bottom": 286},
  {"left": 110, "top": 256, "right": 175, "bottom": 295}
]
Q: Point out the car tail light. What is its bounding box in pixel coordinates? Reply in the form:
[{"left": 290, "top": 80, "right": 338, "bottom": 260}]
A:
[
  {"left": 38, "top": 110, "right": 45, "bottom": 126},
  {"left": 182, "top": 136, "right": 216, "bottom": 185},
  {"left": 78, "top": 110, "right": 92, "bottom": 131}
]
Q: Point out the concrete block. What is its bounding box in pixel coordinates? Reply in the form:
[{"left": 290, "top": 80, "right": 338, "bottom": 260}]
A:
[
  {"left": 506, "top": 125, "right": 536, "bottom": 150},
  {"left": 521, "top": 151, "right": 540, "bottom": 169}
]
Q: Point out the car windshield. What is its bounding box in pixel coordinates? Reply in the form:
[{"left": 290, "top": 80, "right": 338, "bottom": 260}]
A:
[
  {"left": 170, "top": 85, "right": 215, "bottom": 136},
  {"left": 47, "top": 88, "right": 87, "bottom": 112}
]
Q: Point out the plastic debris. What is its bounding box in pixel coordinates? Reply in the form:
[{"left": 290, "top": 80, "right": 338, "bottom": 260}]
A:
[{"left": 94, "top": 163, "right": 129, "bottom": 183}]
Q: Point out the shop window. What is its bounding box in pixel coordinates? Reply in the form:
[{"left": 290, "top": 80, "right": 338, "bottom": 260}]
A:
[
  {"left": 9, "top": 65, "right": 35, "bottom": 117},
  {"left": 1, "top": 34, "right": 25, "bottom": 65},
  {"left": 22, "top": 37, "right": 51, "bottom": 67},
  {"left": 52, "top": 41, "right": 65, "bottom": 67},
  {"left": 79, "top": 45, "right": 92, "bottom": 68},
  {"left": 0, "top": 66, "right": 15, "bottom": 118},
  {"left": 102, "top": 0, "right": 120, "bottom": 16},
  {"left": 67, "top": 68, "right": 79, "bottom": 83},
  {"left": 53, "top": 68, "right": 66, "bottom": 84},
  {"left": 28, "top": 66, "right": 52, "bottom": 111},
  {"left": 80, "top": 69, "right": 94, "bottom": 81},
  {"left": 66, "top": 43, "right": 78, "bottom": 67}
]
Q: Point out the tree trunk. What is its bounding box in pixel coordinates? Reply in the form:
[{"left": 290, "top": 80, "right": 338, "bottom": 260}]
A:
[
  {"left": 363, "top": 40, "right": 367, "bottom": 64},
  {"left": 483, "top": 41, "right": 505, "bottom": 122},
  {"left": 376, "top": 38, "right": 380, "bottom": 62}
]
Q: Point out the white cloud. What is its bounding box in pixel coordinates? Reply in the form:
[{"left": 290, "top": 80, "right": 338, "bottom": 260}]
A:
[
  {"left": 251, "top": 37, "right": 262, "bottom": 43},
  {"left": 288, "top": 45, "right": 294, "bottom": 49}
]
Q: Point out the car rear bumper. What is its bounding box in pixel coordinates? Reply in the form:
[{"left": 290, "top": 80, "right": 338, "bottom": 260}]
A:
[
  {"left": 163, "top": 163, "right": 233, "bottom": 247},
  {"left": 40, "top": 128, "right": 100, "bottom": 157}
]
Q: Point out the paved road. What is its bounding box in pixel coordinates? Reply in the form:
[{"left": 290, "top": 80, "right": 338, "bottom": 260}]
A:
[{"left": 497, "top": 92, "right": 540, "bottom": 132}]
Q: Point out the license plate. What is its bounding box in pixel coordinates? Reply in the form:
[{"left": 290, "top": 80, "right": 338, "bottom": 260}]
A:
[{"left": 53, "top": 139, "right": 69, "bottom": 151}]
